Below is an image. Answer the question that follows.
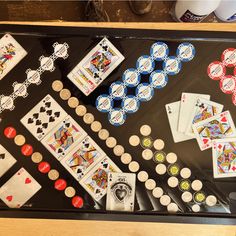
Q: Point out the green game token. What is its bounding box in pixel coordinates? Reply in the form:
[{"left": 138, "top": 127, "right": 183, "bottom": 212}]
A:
[
  {"left": 179, "top": 179, "right": 191, "bottom": 192},
  {"left": 153, "top": 151, "right": 166, "bottom": 163},
  {"left": 168, "top": 163, "right": 180, "bottom": 176},
  {"left": 194, "top": 191, "right": 206, "bottom": 204},
  {"left": 141, "top": 136, "right": 153, "bottom": 149}
]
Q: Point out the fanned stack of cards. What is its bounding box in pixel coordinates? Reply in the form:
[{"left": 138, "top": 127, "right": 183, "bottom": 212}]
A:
[{"left": 166, "top": 92, "right": 236, "bottom": 178}]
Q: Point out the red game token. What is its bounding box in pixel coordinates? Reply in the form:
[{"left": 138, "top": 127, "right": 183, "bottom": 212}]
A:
[
  {"left": 72, "top": 196, "right": 83, "bottom": 208},
  {"left": 207, "top": 61, "right": 226, "bottom": 80},
  {"left": 234, "top": 67, "right": 236, "bottom": 77},
  {"left": 220, "top": 75, "right": 236, "bottom": 94},
  {"left": 221, "top": 48, "right": 236, "bottom": 67},
  {"left": 4, "top": 127, "right": 16, "bottom": 139},
  {"left": 232, "top": 93, "right": 236, "bottom": 106},
  {"left": 54, "top": 179, "right": 67, "bottom": 191},
  {"left": 21, "top": 144, "right": 33, "bottom": 156},
  {"left": 38, "top": 162, "right": 51, "bottom": 173}
]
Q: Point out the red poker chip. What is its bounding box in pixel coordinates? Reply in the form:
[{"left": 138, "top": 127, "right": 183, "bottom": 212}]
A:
[
  {"left": 207, "top": 61, "right": 226, "bottom": 80},
  {"left": 38, "top": 162, "right": 51, "bottom": 173},
  {"left": 21, "top": 144, "right": 33, "bottom": 156},
  {"left": 232, "top": 93, "right": 236, "bottom": 106},
  {"left": 221, "top": 48, "right": 236, "bottom": 67},
  {"left": 54, "top": 179, "right": 67, "bottom": 191},
  {"left": 4, "top": 127, "right": 16, "bottom": 139},
  {"left": 220, "top": 75, "right": 236, "bottom": 94},
  {"left": 72, "top": 196, "right": 83, "bottom": 208},
  {"left": 234, "top": 67, "right": 236, "bottom": 77}
]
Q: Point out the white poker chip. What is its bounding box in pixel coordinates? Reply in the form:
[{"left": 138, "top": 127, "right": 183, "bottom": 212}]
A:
[
  {"left": 137, "top": 171, "right": 149, "bottom": 182},
  {"left": 135, "top": 83, "right": 154, "bottom": 102},
  {"left": 40, "top": 56, "right": 55, "bottom": 71},
  {"left": 53, "top": 42, "right": 69, "bottom": 59},
  {"left": 155, "top": 163, "right": 167, "bottom": 175},
  {"left": 13, "top": 83, "right": 28, "bottom": 97},
  {"left": 106, "top": 137, "right": 117, "bottom": 148},
  {"left": 153, "top": 139, "right": 165, "bottom": 151},
  {"left": 150, "top": 42, "right": 169, "bottom": 61},
  {"left": 180, "top": 168, "right": 191, "bottom": 179},
  {"left": 163, "top": 56, "right": 181, "bottom": 75},
  {"left": 0, "top": 96, "right": 14, "bottom": 111},
  {"left": 192, "top": 204, "right": 200, "bottom": 213},
  {"left": 176, "top": 43, "right": 195, "bottom": 62},
  {"left": 122, "top": 68, "right": 141, "bottom": 87},
  {"left": 121, "top": 95, "right": 140, "bottom": 113},
  {"left": 167, "top": 176, "right": 179, "bottom": 188},
  {"left": 160, "top": 195, "right": 171, "bottom": 206},
  {"left": 145, "top": 179, "right": 156, "bottom": 190},
  {"left": 113, "top": 145, "right": 125, "bottom": 157},
  {"left": 207, "top": 61, "right": 226, "bottom": 80},
  {"left": 128, "top": 161, "right": 140, "bottom": 172},
  {"left": 142, "top": 149, "right": 153, "bottom": 160},
  {"left": 121, "top": 153, "right": 132, "bottom": 164},
  {"left": 166, "top": 152, "right": 178, "bottom": 164},
  {"left": 96, "top": 94, "right": 113, "bottom": 113},
  {"left": 221, "top": 48, "right": 236, "bottom": 67},
  {"left": 98, "top": 129, "right": 109, "bottom": 140},
  {"left": 136, "top": 55, "right": 155, "bottom": 74},
  {"left": 152, "top": 187, "right": 164, "bottom": 198},
  {"left": 181, "top": 191, "right": 193, "bottom": 203},
  {"left": 108, "top": 108, "right": 126, "bottom": 126},
  {"left": 129, "top": 135, "right": 140, "bottom": 146},
  {"left": 206, "top": 195, "right": 217, "bottom": 207},
  {"left": 140, "top": 124, "right": 152, "bottom": 136},
  {"left": 220, "top": 75, "right": 236, "bottom": 94},
  {"left": 149, "top": 70, "right": 168, "bottom": 89},
  {"left": 167, "top": 203, "right": 179, "bottom": 213},
  {"left": 109, "top": 81, "right": 127, "bottom": 100},
  {"left": 191, "top": 180, "right": 203, "bottom": 191},
  {"left": 27, "top": 70, "right": 41, "bottom": 85}
]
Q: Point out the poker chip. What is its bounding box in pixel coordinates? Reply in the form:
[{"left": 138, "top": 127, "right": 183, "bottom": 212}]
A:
[
  {"left": 167, "top": 176, "right": 179, "bottom": 188},
  {"left": 180, "top": 168, "right": 191, "bottom": 179},
  {"left": 181, "top": 191, "right": 193, "bottom": 203},
  {"left": 129, "top": 135, "right": 140, "bottom": 146},
  {"left": 149, "top": 70, "right": 168, "bottom": 89},
  {"left": 68, "top": 97, "right": 79, "bottom": 108},
  {"left": 108, "top": 108, "right": 126, "bottom": 126},
  {"left": 122, "top": 68, "right": 141, "bottom": 87},
  {"left": 176, "top": 43, "right": 195, "bottom": 62},
  {"left": 137, "top": 171, "right": 149, "bottom": 182},
  {"left": 166, "top": 152, "right": 178, "bottom": 164},
  {"left": 142, "top": 149, "right": 153, "bottom": 160},
  {"left": 150, "top": 42, "right": 169, "bottom": 61},
  {"left": 91, "top": 121, "right": 102, "bottom": 132},
  {"left": 136, "top": 55, "right": 155, "bottom": 74},
  {"left": 153, "top": 139, "right": 165, "bottom": 150},
  {"left": 145, "top": 179, "right": 156, "bottom": 190},
  {"left": 31, "top": 152, "right": 43, "bottom": 163},
  {"left": 65, "top": 186, "right": 76, "bottom": 198},
  {"left": 52, "top": 80, "right": 63, "bottom": 92},
  {"left": 96, "top": 94, "right": 113, "bottom": 112},
  {"left": 75, "top": 105, "right": 87, "bottom": 117},
  {"left": 206, "top": 195, "right": 217, "bottom": 207},
  {"left": 121, "top": 153, "right": 132, "bottom": 164},
  {"left": 109, "top": 81, "right": 127, "bottom": 100},
  {"left": 72, "top": 196, "right": 83, "bottom": 208},
  {"left": 192, "top": 204, "right": 200, "bottom": 213},
  {"left": 128, "top": 161, "right": 140, "bottom": 172},
  {"left": 153, "top": 151, "right": 166, "bottom": 163},
  {"left": 4, "top": 127, "right": 16, "bottom": 139},
  {"left": 106, "top": 137, "right": 117, "bottom": 148},
  {"left": 168, "top": 164, "right": 180, "bottom": 176},
  {"left": 179, "top": 179, "right": 191, "bottom": 192},
  {"left": 140, "top": 124, "right": 152, "bottom": 136},
  {"left": 140, "top": 136, "right": 153, "bottom": 149},
  {"left": 48, "top": 169, "right": 59, "bottom": 181},
  {"left": 207, "top": 61, "right": 226, "bottom": 80},
  {"left": 14, "top": 134, "right": 26, "bottom": 146},
  {"left": 98, "top": 129, "right": 110, "bottom": 140},
  {"left": 152, "top": 187, "right": 164, "bottom": 198},
  {"left": 191, "top": 179, "right": 203, "bottom": 191},
  {"left": 59, "top": 88, "right": 71, "bottom": 100},
  {"left": 160, "top": 195, "right": 171, "bottom": 206},
  {"left": 232, "top": 92, "right": 236, "bottom": 106},
  {"left": 163, "top": 56, "right": 182, "bottom": 75},
  {"left": 121, "top": 95, "right": 140, "bottom": 113},
  {"left": 155, "top": 163, "right": 167, "bottom": 175},
  {"left": 21, "top": 144, "right": 33, "bottom": 156},
  {"left": 135, "top": 83, "right": 154, "bottom": 102},
  {"left": 167, "top": 203, "right": 179, "bottom": 213},
  {"left": 54, "top": 179, "right": 67, "bottom": 191},
  {"left": 221, "top": 48, "right": 236, "bottom": 67},
  {"left": 113, "top": 145, "right": 125, "bottom": 156},
  {"left": 220, "top": 75, "right": 236, "bottom": 94},
  {"left": 83, "top": 113, "right": 95, "bottom": 124},
  {"left": 38, "top": 162, "right": 51, "bottom": 174},
  {"left": 194, "top": 191, "right": 206, "bottom": 204}
]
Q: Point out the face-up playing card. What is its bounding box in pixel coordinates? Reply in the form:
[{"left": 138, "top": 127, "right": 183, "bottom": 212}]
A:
[
  {"left": 185, "top": 98, "right": 224, "bottom": 137},
  {"left": 79, "top": 156, "right": 121, "bottom": 201},
  {"left": 193, "top": 111, "right": 236, "bottom": 151},
  {"left": 212, "top": 138, "right": 236, "bottom": 178},
  {"left": 0, "top": 168, "right": 41, "bottom": 208},
  {"left": 41, "top": 115, "right": 87, "bottom": 161},
  {"left": 106, "top": 172, "right": 136, "bottom": 212},
  {"left": 61, "top": 136, "right": 106, "bottom": 181},
  {"left": 165, "top": 101, "right": 193, "bottom": 143},
  {"left": 21, "top": 94, "right": 67, "bottom": 141},
  {"left": 178, "top": 93, "right": 210, "bottom": 133},
  {"left": 0, "top": 34, "right": 27, "bottom": 80},
  {"left": 0, "top": 145, "right": 17, "bottom": 178}
]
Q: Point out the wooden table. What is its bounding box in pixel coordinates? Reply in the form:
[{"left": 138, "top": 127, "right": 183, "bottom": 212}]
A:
[{"left": 0, "top": 22, "right": 236, "bottom": 236}]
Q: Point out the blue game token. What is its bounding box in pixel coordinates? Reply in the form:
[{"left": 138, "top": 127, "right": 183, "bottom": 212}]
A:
[
  {"left": 135, "top": 83, "right": 154, "bottom": 102},
  {"left": 136, "top": 55, "right": 155, "bottom": 75},
  {"left": 122, "top": 68, "right": 141, "bottom": 88},
  {"left": 149, "top": 70, "right": 168, "bottom": 89},
  {"left": 150, "top": 42, "right": 169, "bottom": 61},
  {"left": 163, "top": 56, "right": 182, "bottom": 75},
  {"left": 176, "top": 43, "right": 195, "bottom": 62},
  {"left": 109, "top": 81, "right": 127, "bottom": 100},
  {"left": 96, "top": 94, "right": 114, "bottom": 113},
  {"left": 121, "top": 95, "right": 140, "bottom": 113},
  {"left": 108, "top": 108, "right": 126, "bottom": 126}
]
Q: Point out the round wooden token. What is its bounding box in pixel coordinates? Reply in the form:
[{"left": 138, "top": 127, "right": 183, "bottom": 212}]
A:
[
  {"left": 167, "top": 203, "right": 178, "bottom": 213},
  {"left": 160, "top": 195, "right": 171, "bottom": 206},
  {"left": 129, "top": 135, "right": 140, "bottom": 146},
  {"left": 64, "top": 186, "right": 76, "bottom": 198},
  {"left": 52, "top": 80, "right": 63, "bottom": 92},
  {"left": 91, "top": 121, "right": 102, "bottom": 132},
  {"left": 180, "top": 168, "right": 191, "bottom": 179},
  {"left": 113, "top": 145, "right": 125, "bottom": 156},
  {"left": 152, "top": 187, "right": 164, "bottom": 198},
  {"left": 192, "top": 204, "right": 200, "bottom": 213},
  {"left": 128, "top": 161, "right": 140, "bottom": 172},
  {"left": 166, "top": 152, "right": 178, "bottom": 164},
  {"left": 14, "top": 134, "right": 26, "bottom": 146},
  {"left": 155, "top": 164, "right": 167, "bottom": 175},
  {"left": 181, "top": 191, "right": 193, "bottom": 203},
  {"left": 167, "top": 176, "right": 178, "bottom": 188},
  {"left": 145, "top": 179, "right": 156, "bottom": 190},
  {"left": 31, "top": 152, "right": 43, "bottom": 163},
  {"left": 153, "top": 139, "right": 165, "bottom": 151},
  {"left": 83, "top": 113, "right": 94, "bottom": 124},
  {"left": 60, "top": 88, "right": 71, "bottom": 100},
  {"left": 98, "top": 129, "right": 109, "bottom": 140},
  {"left": 72, "top": 196, "right": 83, "bottom": 208},
  {"left": 75, "top": 105, "right": 87, "bottom": 117},
  {"left": 142, "top": 149, "right": 153, "bottom": 160},
  {"left": 137, "top": 171, "right": 149, "bottom": 182},
  {"left": 68, "top": 97, "right": 79, "bottom": 108},
  {"left": 121, "top": 153, "right": 132, "bottom": 164},
  {"left": 48, "top": 169, "right": 59, "bottom": 180},
  {"left": 140, "top": 125, "right": 151, "bottom": 136},
  {"left": 206, "top": 195, "right": 217, "bottom": 207},
  {"left": 191, "top": 180, "right": 203, "bottom": 191},
  {"left": 106, "top": 137, "right": 117, "bottom": 148}
]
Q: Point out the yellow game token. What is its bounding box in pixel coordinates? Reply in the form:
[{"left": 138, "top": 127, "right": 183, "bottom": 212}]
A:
[
  {"left": 48, "top": 169, "right": 59, "bottom": 181},
  {"left": 52, "top": 80, "right": 63, "bottom": 92},
  {"left": 121, "top": 153, "right": 132, "bottom": 164},
  {"left": 60, "top": 88, "right": 71, "bottom": 100},
  {"left": 75, "top": 105, "right": 87, "bottom": 117},
  {"left": 64, "top": 186, "right": 76, "bottom": 198},
  {"left": 98, "top": 129, "right": 109, "bottom": 140},
  {"left": 68, "top": 97, "right": 79, "bottom": 108},
  {"left": 113, "top": 145, "right": 125, "bottom": 156},
  {"left": 31, "top": 152, "right": 43, "bottom": 163},
  {"left": 83, "top": 113, "right": 95, "bottom": 124},
  {"left": 14, "top": 134, "right": 26, "bottom": 146},
  {"left": 106, "top": 137, "right": 117, "bottom": 148},
  {"left": 91, "top": 121, "right": 102, "bottom": 132}
]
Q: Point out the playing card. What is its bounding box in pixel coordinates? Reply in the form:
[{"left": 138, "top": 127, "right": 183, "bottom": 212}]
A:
[
  {"left": 185, "top": 98, "right": 224, "bottom": 137},
  {"left": 0, "top": 34, "right": 27, "bottom": 80},
  {"left": 0, "top": 145, "right": 17, "bottom": 178},
  {"left": 0, "top": 168, "right": 41, "bottom": 208},
  {"left": 165, "top": 101, "right": 193, "bottom": 143},
  {"left": 79, "top": 156, "right": 121, "bottom": 201},
  {"left": 212, "top": 138, "right": 236, "bottom": 178},
  {"left": 61, "top": 136, "right": 106, "bottom": 181},
  {"left": 106, "top": 172, "right": 136, "bottom": 212},
  {"left": 193, "top": 111, "right": 236, "bottom": 151},
  {"left": 178, "top": 93, "right": 210, "bottom": 133},
  {"left": 21, "top": 94, "right": 67, "bottom": 141}
]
